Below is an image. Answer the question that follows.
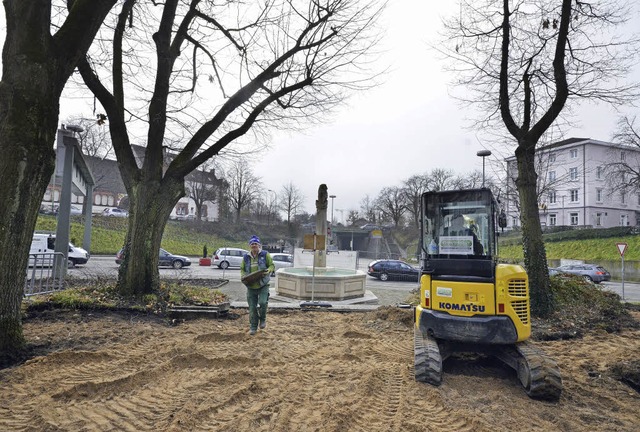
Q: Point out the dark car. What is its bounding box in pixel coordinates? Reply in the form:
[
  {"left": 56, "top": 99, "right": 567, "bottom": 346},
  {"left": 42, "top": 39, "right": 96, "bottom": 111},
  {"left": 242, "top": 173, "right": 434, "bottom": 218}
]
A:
[
  {"left": 555, "top": 264, "right": 611, "bottom": 283},
  {"left": 367, "top": 259, "right": 420, "bottom": 282},
  {"left": 116, "top": 248, "right": 191, "bottom": 269}
]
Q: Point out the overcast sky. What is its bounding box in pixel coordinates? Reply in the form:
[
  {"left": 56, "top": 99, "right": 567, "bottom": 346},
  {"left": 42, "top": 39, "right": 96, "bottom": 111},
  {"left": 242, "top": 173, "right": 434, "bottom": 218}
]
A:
[
  {"left": 3, "top": 2, "right": 639, "bottom": 222},
  {"left": 247, "top": 1, "right": 640, "bottom": 221}
]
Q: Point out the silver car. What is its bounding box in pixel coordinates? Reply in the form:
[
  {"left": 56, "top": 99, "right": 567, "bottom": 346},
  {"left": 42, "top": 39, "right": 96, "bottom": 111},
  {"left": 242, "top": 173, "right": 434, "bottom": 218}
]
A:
[
  {"left": 271, "top": 253, "right": 293, "bottom": 275},
  {"left": 212, "top": 247, "right": 248, "bottom": 269},
  {"left": 555, "top": 264, "right": 611, "bottom": 283}
]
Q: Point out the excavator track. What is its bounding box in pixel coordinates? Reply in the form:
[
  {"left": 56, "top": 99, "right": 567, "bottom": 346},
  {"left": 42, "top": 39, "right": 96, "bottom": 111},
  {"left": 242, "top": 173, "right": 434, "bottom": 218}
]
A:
[
  {"left": 515, "top": 341, "right": 563, "bottom": 401},
  {"left": 495, "top": 340, "right": 563, "bottom": 401},
  {"left": 414, "top": 328, "right": 443, "bottom": 385}
]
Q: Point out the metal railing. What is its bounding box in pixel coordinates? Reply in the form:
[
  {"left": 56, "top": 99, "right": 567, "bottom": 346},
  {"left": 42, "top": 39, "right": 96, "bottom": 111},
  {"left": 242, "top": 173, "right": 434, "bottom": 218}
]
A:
[{"left": 25, "top": 253, "right": 66, "bottom": 296}]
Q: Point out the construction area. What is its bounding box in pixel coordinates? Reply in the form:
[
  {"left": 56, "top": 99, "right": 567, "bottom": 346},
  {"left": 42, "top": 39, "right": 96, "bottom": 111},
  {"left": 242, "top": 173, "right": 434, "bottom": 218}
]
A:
[{"left": 0, "top": 307, "right": 638, "bottom": 431}]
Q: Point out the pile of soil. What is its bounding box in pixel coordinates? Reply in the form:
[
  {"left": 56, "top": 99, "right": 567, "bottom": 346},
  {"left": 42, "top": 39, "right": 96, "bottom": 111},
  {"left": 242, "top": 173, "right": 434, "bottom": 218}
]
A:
[{"left": 1, "top": 307, "right": 638, "bottom": 431}]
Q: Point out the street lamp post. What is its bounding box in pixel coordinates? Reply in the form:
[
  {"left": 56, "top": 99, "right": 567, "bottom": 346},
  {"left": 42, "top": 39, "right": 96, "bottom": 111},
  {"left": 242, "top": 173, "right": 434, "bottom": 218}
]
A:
[
  {"left": 477, "top": 150, "right": 492, "bottom": 187},
  {"left": 267, "top": 189, "right": 277, "bottom": 225},
  {"left": 329, "top": 194, "right": 336, "bottom": 245}
]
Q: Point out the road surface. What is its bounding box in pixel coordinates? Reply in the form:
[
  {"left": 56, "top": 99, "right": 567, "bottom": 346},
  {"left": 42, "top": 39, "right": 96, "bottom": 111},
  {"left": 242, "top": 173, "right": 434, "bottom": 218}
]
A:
[{"left": 66, "top": 255, "right": 640, "bottom": 304}]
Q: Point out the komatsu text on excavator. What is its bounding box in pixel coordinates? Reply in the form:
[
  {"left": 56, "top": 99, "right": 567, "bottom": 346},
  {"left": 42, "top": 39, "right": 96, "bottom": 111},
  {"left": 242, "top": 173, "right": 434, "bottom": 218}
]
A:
[{"left": 414, "top": 188, "right": 562, "bottom": 400}]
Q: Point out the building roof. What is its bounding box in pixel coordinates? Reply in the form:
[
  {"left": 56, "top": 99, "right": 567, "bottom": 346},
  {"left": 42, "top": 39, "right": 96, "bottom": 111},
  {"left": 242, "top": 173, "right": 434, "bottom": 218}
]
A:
[
  {"left": 84, "top": 156, "right": 127, "bottom": 195},
  {"left": 504, "top": 137, "right": 632, "bottom": 161}
]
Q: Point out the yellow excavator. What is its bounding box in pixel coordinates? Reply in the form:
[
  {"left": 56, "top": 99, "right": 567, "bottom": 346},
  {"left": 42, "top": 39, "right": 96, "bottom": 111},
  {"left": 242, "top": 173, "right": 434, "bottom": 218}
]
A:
[{"left": 414, "top": 188, "right": 562, "bottom": 400}]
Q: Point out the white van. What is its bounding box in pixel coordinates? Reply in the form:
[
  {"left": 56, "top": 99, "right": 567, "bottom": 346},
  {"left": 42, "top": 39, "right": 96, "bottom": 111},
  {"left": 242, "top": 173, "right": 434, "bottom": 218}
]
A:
[{"left": 30, "top": 233, "right": 90, "bottom": 267}]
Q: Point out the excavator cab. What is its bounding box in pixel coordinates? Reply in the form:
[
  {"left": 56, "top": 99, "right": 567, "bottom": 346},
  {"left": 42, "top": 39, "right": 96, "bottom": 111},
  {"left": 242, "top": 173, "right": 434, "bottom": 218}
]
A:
[{"left": 414, "top": 188, "right": 562, "bottom": 400}]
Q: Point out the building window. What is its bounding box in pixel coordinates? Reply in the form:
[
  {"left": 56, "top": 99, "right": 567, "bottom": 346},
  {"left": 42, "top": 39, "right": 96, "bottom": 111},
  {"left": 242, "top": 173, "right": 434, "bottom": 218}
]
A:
[
  {"left": 101, "top": 195, "right": 109, "bottom": 205},
  {"left": 595, "top": 213, "right": 602, "bottom": 226},
  {"left": 548, "top": 171, "right": 556, "bottom": 182},
  {"left": 549, "top": 214, "right": 557, "bottom": 226},
  {"left": 620, "top": 214, "right": 629, "bottom": 226},
  {"left": 570, "top": 149, "right": 578, "bottom": 159},
  {"left": 621, "top": 191, "right": 626, "bottom": 204},
  {"left": 621, "top": 151, "right": 626, "bottom": 161},
  {"left": 570, "top": 212, "right": 579, "bottom": 225},
  {"left": 549, "top": 153, "right": 556, "bottom": 162},
  {"left": 569, "top": 167, "right": 578, "bottom": 180},
  {"left": 548, "top": 191, "right": 556, "bottom": 204},
  {"left": 596, "top": 166, "right": 603, "bottom": 180},
  {"left": 570, "top": 189, "right": 579, "bottom": 202},
  {"left": 94, "top": 194, "right": 101, "bottom": 205},
  {"left": 596, "top": 188, "right": 603, "bottom": 203},
  {"left": 175, "top": 203, "right": 188, "bottom": 215}
]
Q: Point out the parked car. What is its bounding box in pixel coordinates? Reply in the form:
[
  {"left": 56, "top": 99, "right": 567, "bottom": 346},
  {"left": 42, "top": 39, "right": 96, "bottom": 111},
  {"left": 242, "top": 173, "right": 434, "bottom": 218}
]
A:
[
  {"left": 30, "top": 233, "right": 90, "bottom": 268},
  {"left": 53, "top": 205, "right": 82, "bottom": 216},
  {"left": 360, "top": 224, "right": 380, "bottom": 231},
  {"left": 39, "top": 204, "right": 56, "bottom": 215},
  {"left": 549, "top": 267, "right": 562, "bottom": 276},
  {"left": 271, "top": 252, "right": 293, "bottom": 275},
  {"left": 555, "top": 264, "right": 611, "bottom": 283},
  {"left": 212, "top": 247, "right": 249, "bottom": 269},
  {"left": 103, "top": 207, "right": 129, "bottom": 217},
  {"left": 115, "top": 248, "right": 191, "bottom": 269},
  {"left": 367, "top": 259, "right": 420, "bottom": 282}
]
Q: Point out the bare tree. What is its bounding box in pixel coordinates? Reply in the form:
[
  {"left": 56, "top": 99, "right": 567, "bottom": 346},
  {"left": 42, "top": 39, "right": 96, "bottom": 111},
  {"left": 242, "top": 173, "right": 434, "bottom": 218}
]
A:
[
  {"left": 279, "top": 182, "right": 305, "bottom": 225},
  {"left": 64, "top": 116, "right": 113, "bottom": 159},
  {"left": 428, "top": 168, "right": 456, "bottom": 191},
  {"left": 375, "top": 186, "right": 406, "bottom": 227},
  {"left": 186, "top": 159, "right": 221, "bottom": 221},
  {"left": 347, "top": 209, "right": 360, "bottom": 225},
  {"left": 226, "top": 161, "right": 261, "bottom": 223},
  {"left": 360, "top": 194, "right": 377, "bottom": 222},
  {"left": 0, "top": 0, "right": 117, "bottom": 359},
  {"left": 439, "top": 0, "right": 640, "bottom": 317},
  {"left": 606, "top": 116, "right": 640, "bottom": 192},
  {"left": 504, "top": 149, "right": 567, "bottom": 219},
  {"left": 451, "top": 170, "right": 484, "bottom": 190},
  {"left": 77, "top": 0, "right": 384, "bottom": 295},
  {"left": 403, "top": 174, "right": 429, "bottom": 229}
]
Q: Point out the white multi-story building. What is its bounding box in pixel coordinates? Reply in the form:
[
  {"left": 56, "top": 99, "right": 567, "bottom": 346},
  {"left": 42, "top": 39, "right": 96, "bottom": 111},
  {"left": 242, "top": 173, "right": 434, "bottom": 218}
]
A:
[{"left": 505, "top": 137, "right": 640, "bottom": 229}]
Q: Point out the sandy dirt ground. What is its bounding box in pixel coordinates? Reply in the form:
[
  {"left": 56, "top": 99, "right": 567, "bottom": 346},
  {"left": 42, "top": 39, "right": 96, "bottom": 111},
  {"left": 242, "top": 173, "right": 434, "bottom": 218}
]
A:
[{"left": 1, "top": 308, "right": 639, "bottom": 432}]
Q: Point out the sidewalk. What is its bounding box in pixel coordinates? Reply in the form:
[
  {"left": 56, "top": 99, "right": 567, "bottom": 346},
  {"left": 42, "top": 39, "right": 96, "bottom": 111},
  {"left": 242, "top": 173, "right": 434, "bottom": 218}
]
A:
[{"left": 216, "top": 280, "right": 416, "bottom": 310}]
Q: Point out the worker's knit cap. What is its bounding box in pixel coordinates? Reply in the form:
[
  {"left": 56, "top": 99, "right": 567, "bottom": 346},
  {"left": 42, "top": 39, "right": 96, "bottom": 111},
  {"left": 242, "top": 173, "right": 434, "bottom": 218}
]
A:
[{"left": 248, "top": 235, "right": 261, "bottom": 245}]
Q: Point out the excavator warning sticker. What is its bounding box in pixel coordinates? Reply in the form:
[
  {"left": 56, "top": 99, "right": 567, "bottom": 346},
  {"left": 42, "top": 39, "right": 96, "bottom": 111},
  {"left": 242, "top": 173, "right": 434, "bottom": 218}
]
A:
[
  {"left": 439, "top": 236, "right": 473, "bottom": 255},
  {"left": 436, "top": 287, "right": 452, "bottom": 297}
]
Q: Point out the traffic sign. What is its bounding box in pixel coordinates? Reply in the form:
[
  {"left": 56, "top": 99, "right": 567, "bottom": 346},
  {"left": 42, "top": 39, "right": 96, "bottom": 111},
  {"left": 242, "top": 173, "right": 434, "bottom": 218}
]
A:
[{"left": 616, "top": 242, "right": 628, "bottom": 257}]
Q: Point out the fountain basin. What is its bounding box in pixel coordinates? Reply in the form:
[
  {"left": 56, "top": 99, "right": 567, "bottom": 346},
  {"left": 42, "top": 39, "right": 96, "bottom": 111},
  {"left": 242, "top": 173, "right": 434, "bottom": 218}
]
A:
[{"left": 276, "top": 267, "right": 367, "bottom": 301}]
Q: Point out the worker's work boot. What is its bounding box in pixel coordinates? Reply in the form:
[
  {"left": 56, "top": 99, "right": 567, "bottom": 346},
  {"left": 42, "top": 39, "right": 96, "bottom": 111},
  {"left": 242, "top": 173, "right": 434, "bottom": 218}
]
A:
[
  {"left": 249, "top": 328, "right": 257, "bottom": 336},
  {"left": 259, "top": 320, "right": 266, "bottom": 329}
]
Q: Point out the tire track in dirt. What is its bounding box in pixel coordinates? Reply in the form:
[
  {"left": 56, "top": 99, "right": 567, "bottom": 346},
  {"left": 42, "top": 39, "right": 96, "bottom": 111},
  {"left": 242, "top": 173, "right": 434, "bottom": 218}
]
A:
[{"left": 2, "top": 312, "right": 639, "bottom": 431}]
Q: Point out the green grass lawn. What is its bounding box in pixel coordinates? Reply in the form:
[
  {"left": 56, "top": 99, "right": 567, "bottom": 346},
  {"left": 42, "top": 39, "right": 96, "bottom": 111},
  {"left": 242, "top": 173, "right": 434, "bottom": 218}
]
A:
[
  {"left": 36, "top": 215, "right": 246, "bottom": 257},
  {"left": 38, "top": 214, "right": 640, "bottom": 263}
]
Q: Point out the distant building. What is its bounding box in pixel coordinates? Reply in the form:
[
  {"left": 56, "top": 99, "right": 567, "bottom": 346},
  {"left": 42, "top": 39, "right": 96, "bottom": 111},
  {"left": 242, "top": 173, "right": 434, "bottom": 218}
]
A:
[
  {"left": 42, "top": 142, "right": 224, "bottom": 221},
  {"left": 505, "top": 138, "right": 640, "bottom": 229}
]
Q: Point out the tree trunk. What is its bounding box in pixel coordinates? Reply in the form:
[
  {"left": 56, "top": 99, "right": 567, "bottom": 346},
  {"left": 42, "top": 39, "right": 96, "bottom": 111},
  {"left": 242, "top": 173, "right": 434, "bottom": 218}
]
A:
[
  {"left": 0, "top": 0, "right": 117, "bottom": 359},
  {"left": 117, "top": 178, "right": 185, "bottom": 296},
  {"left": 0, "top": 90, "right": 57, "bottom": 356},
  {"left": 515, "top": 145, "right": 554, "bottom": 318},
  {"left": 0, "top": 6, "right": 61, "bottom": 357}
]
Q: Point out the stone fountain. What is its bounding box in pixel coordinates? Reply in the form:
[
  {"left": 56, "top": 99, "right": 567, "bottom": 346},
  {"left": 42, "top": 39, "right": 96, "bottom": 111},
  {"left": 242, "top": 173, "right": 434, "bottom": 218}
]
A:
[{"left": 275, "top": 184, "right": 372, "bottom": 303}]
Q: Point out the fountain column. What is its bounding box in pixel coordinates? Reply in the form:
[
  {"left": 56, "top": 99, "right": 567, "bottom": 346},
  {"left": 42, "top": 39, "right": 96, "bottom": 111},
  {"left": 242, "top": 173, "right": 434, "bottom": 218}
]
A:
[{"left": 314, "top": 184, "right": 328, "bottom": 268}]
